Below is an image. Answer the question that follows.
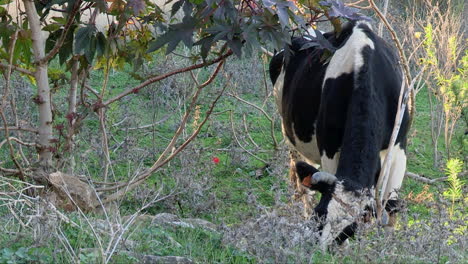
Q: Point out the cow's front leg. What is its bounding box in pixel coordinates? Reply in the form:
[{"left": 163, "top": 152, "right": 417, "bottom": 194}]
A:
[{"left": 289, "top": 150, "right": 316, "bottom": 217}]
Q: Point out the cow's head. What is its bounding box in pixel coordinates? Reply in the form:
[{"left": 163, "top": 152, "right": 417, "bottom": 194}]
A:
[{"left": 295, "top": 161, "right": 377, "bottom": 248}]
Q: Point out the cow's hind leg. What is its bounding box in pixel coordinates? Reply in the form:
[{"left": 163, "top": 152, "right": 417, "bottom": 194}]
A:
[{"left": 383, "top": 145, "right": 407, "bottom": 230}]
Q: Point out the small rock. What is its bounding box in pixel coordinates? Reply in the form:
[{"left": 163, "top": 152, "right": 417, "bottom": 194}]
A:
[
  {"left": 48, "top": 171, "right": 98, "bottom": 211},
  {"left": 151, "top": 213, "right": 180, "bottom": 225}
]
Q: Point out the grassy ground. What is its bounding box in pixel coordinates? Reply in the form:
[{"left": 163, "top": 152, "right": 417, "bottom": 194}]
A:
[{"left": 0, "top": 46, "right": 466, "bottom": 263}]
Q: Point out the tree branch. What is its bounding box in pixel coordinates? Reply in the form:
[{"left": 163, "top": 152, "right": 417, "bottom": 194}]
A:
[
  {"left": 0, "top": 63, "right": 34, "bottom": 76},
  {"left": 100, "top": 50, "right": 233, "bottom": 108},
  {"left": 228, "top": 93, "right": 279, "bottom": 149},
  {"left": 230, "top": 110, "right": 268, "bottom": 164},
  {"left": 0, "top": 126, "right": 38, "bottom": 134},
  {"left": 368, "top": 0, "right": 415, "bottom": 122}
]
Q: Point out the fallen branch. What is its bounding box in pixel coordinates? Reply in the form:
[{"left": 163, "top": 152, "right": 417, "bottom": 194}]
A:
[
  {"left": 124, "top": 115, "right": 171, "bottom": 131},
  {"left": 228, "top": 93, "right": 279, "bottom": 149},
  {"left": 406, "top": 172, "right": 448, "bottom": 184}
]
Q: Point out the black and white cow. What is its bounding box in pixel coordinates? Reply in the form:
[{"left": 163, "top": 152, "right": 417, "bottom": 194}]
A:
[{"left": 270, "top": 21, "right": 410, "bottom": 247}]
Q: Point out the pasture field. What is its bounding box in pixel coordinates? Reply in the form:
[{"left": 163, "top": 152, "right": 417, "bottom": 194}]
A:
[{"left": 0, "top": 49, "right": 466, "bottom": 264}]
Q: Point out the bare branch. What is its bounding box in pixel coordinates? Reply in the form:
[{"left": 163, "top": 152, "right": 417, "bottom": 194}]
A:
[
  {"left": 96, "top": 59, "right": 227, "bottom": 194},
  {"left": 0, "top": 62, "right": 34, "bottom": 76},
  {"left": 406, "top": 172, "right": 448, "bottom": 184},
  {"left": 242, "top": 114, "right": 259, "bottom": 148},
  {"left": 0, "top": 126, "right": 38, "bottom": 134},
  {"left": 376, "top": 70, "right": 423, "bottom": 222},
  {"left": 368, "top": 0, "right": 415, "bottom": 121},
  {"left": 260, "top": 47, "right": 274, "bottom": 57},
  {"left": 0, "top": 136, "right": 38, "bottom": 149},
  {"left": 124, "top": 115, "right": 171, "bottom": 130},
  {"left": 230, "top": 111, "right": 268, "bottom": 164},
  {"left": 229, "top": 93, "right": 279, "bottom": 149},
  {"left": 377, "top": 0, "right": 390, "bottom": 36},
  {"left": 0, "top": 29, "right": 27, "bottom": 181},
  {"left": 100, "top": 50, "right": 233, "bottom": 108}
]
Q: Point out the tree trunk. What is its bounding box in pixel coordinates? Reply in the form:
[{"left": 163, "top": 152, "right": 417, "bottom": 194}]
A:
[
  {"left": 24, "top": 0, "right": 53, "bottom": 169},
  {"left": 64, "top": 57, "right": 79, "bottom": 173}
]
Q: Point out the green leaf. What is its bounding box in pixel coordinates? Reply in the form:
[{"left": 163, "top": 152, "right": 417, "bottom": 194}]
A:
[
  {"left": 227, "top": 38, "right": 242, "bottom": 57},
  {"left": 96, "top": 32, "right": 106, "bottom": 57},
  {"left": 194, "top": 35, "right": 214, "bottom": 59},
  {"left": 59, "top": 24, "right": 76, "bottom": 65},
  {"left": 147, "top": 16, "right": 196, "bottom": 54},
  {"left": 74, "top": 25, "right": 97, "bottom": 63}
]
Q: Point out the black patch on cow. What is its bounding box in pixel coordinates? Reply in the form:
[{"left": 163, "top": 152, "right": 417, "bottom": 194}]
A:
[
  {"left": 317, "top": 72, "right": 354, "bottom": 159},
  {"left": 385, "top": 199, "right": 403, "bottom": 213},
  {"left": 295, "top": 161, "right": 319, "bottom": 178},
  {"left": 269, "top": 23, "right": 356, "bottom": 147},
  {"left": 280, "top": 39, "right": 327, "bottom": 145},
  {"left": 313, "top": 193, "right": 333, "bottom": 230},
  {"left": 269, "top": 51, "right": 284, "bottom": 85},
  {"left": 334, "top": 222, "right": 358, "bottom": 245}
]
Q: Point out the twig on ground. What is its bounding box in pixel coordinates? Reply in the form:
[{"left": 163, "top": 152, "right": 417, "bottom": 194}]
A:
[
  {"left": 406, "top": 172, "right": 448, "bottom": 184},
  {"left": 242, "top": 114, "right": 260, "bottom": 148},
  {"left": 230, "top": 111, "right": 268, "bottom": 164},
  {"left": 228, "top": 93, "right": 279, "bottom": 149},
  {"left": 124, "top": 115, "right": 171, "bottom": 130}
]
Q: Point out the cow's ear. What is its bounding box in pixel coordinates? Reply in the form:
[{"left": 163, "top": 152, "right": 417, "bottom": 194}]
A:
[{"left": 295, "top": 161, "right": 319, "bottom": 188}]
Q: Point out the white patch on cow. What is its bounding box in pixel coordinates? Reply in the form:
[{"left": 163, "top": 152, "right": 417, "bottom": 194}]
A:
[
  {"left": 289, "top": 126, "right": 322, "bottom": 165},
  {"left": 321, "top": 152, "right": 340, "bottom": 175},
  {"left": 273, "top": 68, "right": 285, "bottom": 113},
  {"left": 379, "top": 144, "right": 407, "bottom": 199},
  {"left": 323, "top": 22, "right": 375, "bottom": 83},
  {"left": 319, "top": 222, "right": 333, "bottom": 250}
]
